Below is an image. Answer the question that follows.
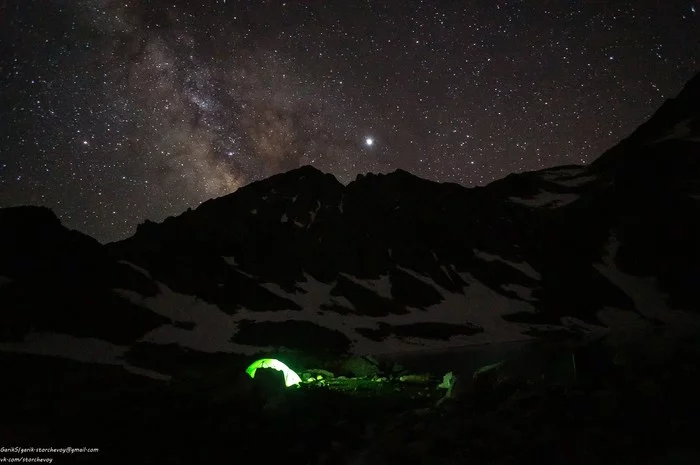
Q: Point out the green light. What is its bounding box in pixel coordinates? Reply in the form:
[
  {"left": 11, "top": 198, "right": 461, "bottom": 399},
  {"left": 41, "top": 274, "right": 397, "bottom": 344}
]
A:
[{"left": 245, "top": 358, "right": 302, "bottom": 387}]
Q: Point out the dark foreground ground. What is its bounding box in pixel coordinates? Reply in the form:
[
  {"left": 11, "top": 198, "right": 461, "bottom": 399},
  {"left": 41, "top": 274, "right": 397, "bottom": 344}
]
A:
[{"left": 1, "top": 334, "right": 700, "bottom": 465}]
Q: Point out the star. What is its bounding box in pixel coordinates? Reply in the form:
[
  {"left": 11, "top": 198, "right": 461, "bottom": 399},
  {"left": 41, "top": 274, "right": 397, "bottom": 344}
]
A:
[{"left": 1, "top": 1, "right": 697, "bottom": 243}]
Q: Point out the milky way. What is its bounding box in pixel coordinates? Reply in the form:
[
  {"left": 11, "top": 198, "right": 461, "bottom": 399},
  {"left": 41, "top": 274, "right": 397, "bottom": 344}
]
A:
[{"left": 1, "top": 0, "right": 698, "bottom": 242}]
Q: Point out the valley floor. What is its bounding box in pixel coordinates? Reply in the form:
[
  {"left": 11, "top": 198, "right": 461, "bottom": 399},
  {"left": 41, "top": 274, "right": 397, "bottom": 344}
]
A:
[{"left": 2, "top": 336, "right": 700, "bottom": 465}]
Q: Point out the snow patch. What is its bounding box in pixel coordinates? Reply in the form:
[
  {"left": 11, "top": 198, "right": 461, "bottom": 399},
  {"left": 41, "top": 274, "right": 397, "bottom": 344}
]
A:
[
  {"left": 221, "top": 256, "right": 254, "bottom": 277},
  {"left": 329, "top": 295, "right": 356, "bottom": 311},
  {"left": 281, "top": 213, "right": 288, "bottom": 223},
  {"left": 439, "top": 265, "right": 455, "bottom": 284},
  {"left": 395, "top": 265, "right": 434, "bottom": 284},
  {"left": 250, "top": 209, "right": 257, "bottom": 215},
  {"left": 116, "top": 283, "right": 211, "bottom": 323},
  {"left": 295, "top": 273, "right": 336, "bottom": 310},
  {"left": 509, "top": 191, "right": 579, "bottom": 208},
  {"left": 260, "top": 282, "right": 289, "bottom": 297},
  {"left": 114, "top": 268, "right": 547, "bottom": 356},
  {"left": 116, "top": 283, "right": 273, "bottom": 354},
  {"left": 559, "top": 316, "right": 604, "bottom": 333},
  {"left": 262, "top": 275, "right": 356, "bottom": 312},
  {"left": 501, "top": 283, "right": 535, "bottom": 301},
  {"left": 553, "top": 175, "right": 598, "bottom": 187},
  {"left": 0, "top": 276, "right": 12, "bottom": 286},
  {"left": 308, "top": 200, "right": 321, "bottom": 225},
  {"left": 456, "top": 270, "right": 539, "bottom": 338},
  {"left": 596, "top": 306, "right": 653, "bottom": 335},
  {"left": 338, "top": 273, "right": 393, "bottom": 300},
  {"left": 117, "top": 261, "right": 152, "bottom": 278},
  {"left": 278, "top": 268, "right": 537, "bottom": 353},
  {"left": 655, "top": 119, "right": 693, "bottom": 143},
  {"left": 0, "top": 333, "right": 170, "bottom": 381},
  {"left": 361, "top": 275, "right": 394, "bottom": 300},
  {"left": 540, "top": 167, "right": 584, "bottom": 179},
  {"left": 228, "top": 273, "right": 530, "bottom": 354},
  {"left": 594, "top": 233, "right": 700, "bottom": 327},
  {"left": 0, "top": 332, "right": 126, "bottom": 363},
  {"left": 473, "top": 249, "right": 541, "bottom": 280},
  {"left": 539, "top": 167, "right": 596, "bottom": 186}
]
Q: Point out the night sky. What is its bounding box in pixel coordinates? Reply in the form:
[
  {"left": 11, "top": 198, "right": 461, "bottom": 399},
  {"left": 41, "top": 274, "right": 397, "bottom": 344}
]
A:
[{"left": 1, "top": 1, "right": 698, "bottom": 243}]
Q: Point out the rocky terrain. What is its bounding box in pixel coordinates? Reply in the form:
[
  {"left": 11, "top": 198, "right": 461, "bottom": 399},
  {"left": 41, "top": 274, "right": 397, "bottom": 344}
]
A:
[
  {"left": 3, "top": 332, "right": 699, "bottom": 464},
  {"left": 1, "top": 72, "right": 699, "bottom": 463}
]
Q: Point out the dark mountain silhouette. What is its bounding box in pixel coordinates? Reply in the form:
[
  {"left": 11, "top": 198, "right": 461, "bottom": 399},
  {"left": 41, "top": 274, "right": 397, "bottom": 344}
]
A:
[{"left": 1, "top": 72, "right": 699, "bottom": 374}]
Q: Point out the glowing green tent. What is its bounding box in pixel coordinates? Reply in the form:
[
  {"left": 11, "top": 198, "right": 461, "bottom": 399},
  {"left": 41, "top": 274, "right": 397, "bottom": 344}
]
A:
[{"left": 245, "top": 358, "right": 302, "bottom": 387}]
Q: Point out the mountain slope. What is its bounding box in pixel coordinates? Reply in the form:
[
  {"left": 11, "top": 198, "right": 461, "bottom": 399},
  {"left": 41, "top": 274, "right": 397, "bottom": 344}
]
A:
[
  {"left": 0, "top": 206, "right": 168, "bottom": 343},
  {"left": 1, "top": 72, "right": 699, "bottom": 375}
]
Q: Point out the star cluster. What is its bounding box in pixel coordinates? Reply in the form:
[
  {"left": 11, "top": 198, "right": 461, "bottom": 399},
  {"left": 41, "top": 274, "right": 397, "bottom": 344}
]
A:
[{"left": 1, "top": 0, "right": 698, "bottom": 242}]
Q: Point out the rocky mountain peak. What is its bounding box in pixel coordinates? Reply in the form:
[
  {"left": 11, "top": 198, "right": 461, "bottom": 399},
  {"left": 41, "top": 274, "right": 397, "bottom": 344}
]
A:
[
  {"left": 2, "top": 71, "right": 700, "bottom": 367},
  {"left": 593, "top": 71, "right": 700, "bottom": 170},
  {"left": 677, "top": 70, "right": 700, "bottom": 103}
]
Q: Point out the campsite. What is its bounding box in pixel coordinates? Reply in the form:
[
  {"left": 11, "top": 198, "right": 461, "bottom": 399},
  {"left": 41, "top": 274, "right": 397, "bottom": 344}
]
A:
[{"left": 4, "top": 333, "right": 699, "bottom": 464}]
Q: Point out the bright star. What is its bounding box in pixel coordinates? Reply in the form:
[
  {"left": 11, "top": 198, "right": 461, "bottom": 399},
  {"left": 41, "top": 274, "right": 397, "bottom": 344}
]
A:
[{"left": 365, "top": 137, "right": 374, "bottom": 147}]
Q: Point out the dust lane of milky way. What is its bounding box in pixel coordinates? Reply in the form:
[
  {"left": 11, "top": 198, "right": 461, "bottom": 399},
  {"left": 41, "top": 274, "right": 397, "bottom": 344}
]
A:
[{"left": 0, "top": 0, "right": 698, "bottom": 242}]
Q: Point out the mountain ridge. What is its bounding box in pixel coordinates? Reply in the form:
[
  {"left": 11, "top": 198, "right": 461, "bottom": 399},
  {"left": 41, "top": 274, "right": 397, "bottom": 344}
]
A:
[{"left": 1, "top": 71, "right": 699, "bottom": 378}]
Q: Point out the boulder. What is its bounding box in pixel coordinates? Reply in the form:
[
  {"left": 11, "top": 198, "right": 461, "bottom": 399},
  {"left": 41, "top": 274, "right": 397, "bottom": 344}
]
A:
[
  {"left": 337, "top": 356, "right": 381, "bottom": 378},
  {"left": 305, "top": 368, "right": 335, "bottom": 379}
]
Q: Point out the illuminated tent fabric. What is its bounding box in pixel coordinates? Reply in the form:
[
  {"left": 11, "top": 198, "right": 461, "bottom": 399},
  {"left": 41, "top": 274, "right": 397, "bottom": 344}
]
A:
[{"left": 245, "top": 358, "right": 302, "bottom": 387}]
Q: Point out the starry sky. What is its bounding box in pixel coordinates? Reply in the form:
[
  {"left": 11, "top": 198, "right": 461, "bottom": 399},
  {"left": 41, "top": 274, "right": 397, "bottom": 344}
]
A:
[{"left": 1, "top": 0, "right": 698, "bottom": 243}]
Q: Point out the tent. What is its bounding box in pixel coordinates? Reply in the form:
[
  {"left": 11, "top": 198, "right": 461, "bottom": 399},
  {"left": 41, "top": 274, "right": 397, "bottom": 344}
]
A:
[{"left": 245, "top": 358, "right": 302, "bottom": 387}]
